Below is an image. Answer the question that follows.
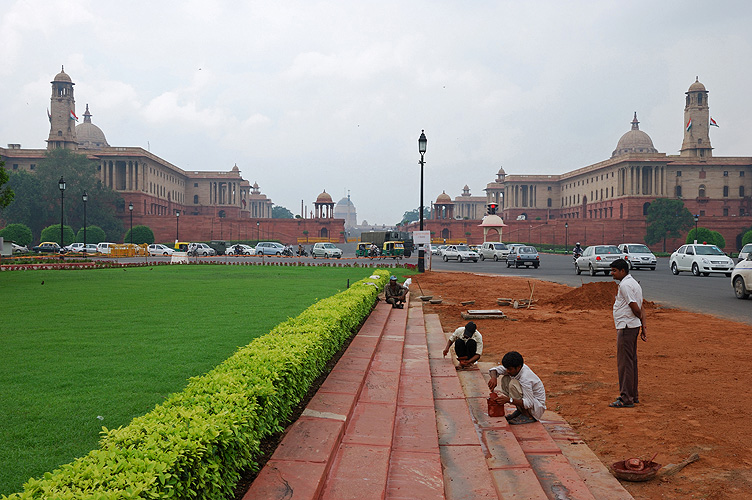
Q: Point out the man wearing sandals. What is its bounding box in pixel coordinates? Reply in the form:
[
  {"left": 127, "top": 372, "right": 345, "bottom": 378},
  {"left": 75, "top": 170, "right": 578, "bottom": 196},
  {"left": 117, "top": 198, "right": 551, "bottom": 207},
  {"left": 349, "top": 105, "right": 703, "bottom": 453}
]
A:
[
  {"left": 443, "top": 321, "right": 483, "bottom": 369},
  {"left": 487, "top": 351, "right": 546, "bottom": 425},
  {"left": 609, "top": 258, "right": 646, "bottom": 408}
]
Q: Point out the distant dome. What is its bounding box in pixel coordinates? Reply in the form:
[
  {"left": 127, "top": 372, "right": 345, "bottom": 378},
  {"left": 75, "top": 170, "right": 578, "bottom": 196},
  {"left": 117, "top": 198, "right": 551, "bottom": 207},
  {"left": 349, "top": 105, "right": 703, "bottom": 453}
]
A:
[
  {"left": 337, "top": 196, "right": 354, "bottom": 207},
  {"left": 334, "top": 195, "right": 357, "bottom": 228},
  {"left": 688, "top": 77, "right": 706, "bottom": 92},
  {"left": 612, "top": 112, "right": 657, "bottom": 157},
  {"left": 75, "top": 105, "right": 109, "bottom": 150},
  {"left": 316, "top": 190, "right": 333, "bottom": 203},
  {"left": 435, "top": 191, "right": 453, "bottom": 204},
  {"left": 53, "top": 66, "right": 72, "bottom": 83}
]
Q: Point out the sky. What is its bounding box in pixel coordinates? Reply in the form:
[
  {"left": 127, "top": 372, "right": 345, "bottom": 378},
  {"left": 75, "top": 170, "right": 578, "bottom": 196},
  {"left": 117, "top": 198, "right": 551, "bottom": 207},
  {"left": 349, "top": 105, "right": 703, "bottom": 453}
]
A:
[{"left": 2, "top": 1, "right": 752, "bottom": 225}]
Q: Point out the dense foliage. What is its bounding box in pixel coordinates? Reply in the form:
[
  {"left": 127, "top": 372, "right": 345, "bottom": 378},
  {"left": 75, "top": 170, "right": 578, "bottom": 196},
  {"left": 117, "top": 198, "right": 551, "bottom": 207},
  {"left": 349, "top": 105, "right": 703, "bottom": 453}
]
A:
[
  {"left": 75, "top": 225, "right": 106, "bottom": 244},
  {"left": 743, "top": 230, "right": 752, "bottom": 247},
  {"left": 399, "top": 207, "right": 431, "bottom": 225},
  {"left": 686, "top": 227, "right": 725, "bottom": 248},
  {"left": 39, "top": 225, "right": 75, "bottom": 246},
  {"left": 0, "top": 160, "right": 14, "bottom": 210},
  {"left": 0, "top": 223, "right": 33, "bottom": 247},
  {"left": 271, "top": 205, "right": 294, "bottom": 218},
  {"left": 123, "top": 225, "right": 155, "bottom": 245},
  {"left": 644, "top": 198, "right": 694, "bottom": 249}
]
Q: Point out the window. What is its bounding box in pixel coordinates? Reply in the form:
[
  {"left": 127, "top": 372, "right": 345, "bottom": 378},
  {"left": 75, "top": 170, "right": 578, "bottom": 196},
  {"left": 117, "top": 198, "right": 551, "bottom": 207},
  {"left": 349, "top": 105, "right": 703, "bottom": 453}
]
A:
[
  {"left": 194, "top": 183, "right": 198, "bottom": 187},
  {"left": 698, "top": 185, "right": 706, "bottom": 198},
  {"left": 675, "top": 185, "right": 682, "bottom": 197},
  {"left": 29, "top": 164, "right": 34, "bottom": 170},
  {"left": 741, "top": 186, "right": 746, "bottom": 197},
  {"left": 193, "top": 195, "right": 199, "bottom": 204},
  {"left": 741, "top": 171, "right": 745, "bottom": 177},
  {"left": 676, "top": 171, "right": 682, "bottom": 177},
  {"left": 698, "top": 94, "right": 703, "bottom": 105},
  {"left": 723, "top": 186, "right": 729, "bottom": 197},
  {"left": 700, "top": 210, "right": 705, "bottom": 216},
  {"left": 724, "top": 171, "right": 729, "bottom": 177},
  {"left": 12, "top": 164, "right": 18, "bottom": 170},
  {"left": 547, "top": 186, "right": 552, "bottom": 191},
  {"left": 547, "top": 198, "right": 552, "bottom": 207},
  {"left": 723, "top": 208, "right": 729, "bottom": 216}
]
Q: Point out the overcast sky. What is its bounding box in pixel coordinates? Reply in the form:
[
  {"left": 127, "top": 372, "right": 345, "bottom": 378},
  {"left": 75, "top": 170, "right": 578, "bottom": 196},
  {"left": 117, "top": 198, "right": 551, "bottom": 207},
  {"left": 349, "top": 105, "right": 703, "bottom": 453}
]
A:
[{"left": 3, "top": 1, "right": 752, "bottom": 224}]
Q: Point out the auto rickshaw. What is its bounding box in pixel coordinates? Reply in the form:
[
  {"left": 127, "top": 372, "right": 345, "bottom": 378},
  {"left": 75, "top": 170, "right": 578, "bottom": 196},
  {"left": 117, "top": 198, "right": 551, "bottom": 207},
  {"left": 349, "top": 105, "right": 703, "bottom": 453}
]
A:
[
  {"left": 381, "top": 241, "right": 405, "bottom": 259},
  {"left": 174, "top": 241, "right": 190, "bottom": 252},
  {"left": 356, "top": 242, "right": 369, "bottom": 257}
]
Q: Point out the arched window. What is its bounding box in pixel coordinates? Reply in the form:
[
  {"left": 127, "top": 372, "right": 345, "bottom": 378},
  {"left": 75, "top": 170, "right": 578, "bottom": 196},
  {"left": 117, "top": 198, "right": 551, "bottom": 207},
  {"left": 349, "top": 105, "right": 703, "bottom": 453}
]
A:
[
  {"left": 441, "top": 228, "right": 450, "bottom": 240},
  {"left": 675, "top": 185, "right": 682, "bottom": 197},
  {"left": 698, "top": 185, "right": 706, "bottom": 198},
  {"left": 620, "top": 204, "right": 623, "bottom": 218},
  {"left": 320, "top": 227, "right": 328, "bottom": 238},
  {"left": 642, "top": 202, "right": 651, "bottom": 215},
  {"left": 193, "top": 194, "right": 199, "bottom": 204}
]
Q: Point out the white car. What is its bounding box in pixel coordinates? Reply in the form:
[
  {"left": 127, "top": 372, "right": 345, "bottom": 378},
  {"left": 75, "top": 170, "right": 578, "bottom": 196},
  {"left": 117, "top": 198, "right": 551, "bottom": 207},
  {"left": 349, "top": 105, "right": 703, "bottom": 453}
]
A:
[
  {"left": 575, "top": 245, "right": 625, "bottom": 275},
  {"left": 187, "top": 242, "right": 216, "bottom": 256},
  {"left": 11, "top": 242, "right": 29, "bottom": 253},
  {"left": 227, "top": 244, "right": 256, "bottom": 255},
  {"left": 479, "top": 242, "right": 510, "bottom": 261},
  {"left": 731, "top": 256, "right": 752, "bottom": 299},
  {"left": 255, "top": 242, "right": 286, "bottom": 255},
  {"left": 63, "top": 242, "right": 85, "bottom": 253},
  {"left": 312, "top": 242, "right": 343, "bottom": 258},
  {"left": 738, "top": 243, "right": 752, "bottom": 263},
  {"left": 618, "top": 243, "right": 657, "bottom": 271},
  {"left": 148, "top": 243, "right": 175, "bottom": 256},
  {"left": 669, "top": 244, "right": 734, "bottom": 277},
  {"left": 97, "top": 242, "right": 116, "bottom": 255},
  {"left": 82, "top": 243, "right": 98, "bottom": 253},
  {"left": 442, "top": 244, "right": 479, "bottom": 262},
  {"left": 433, "top": 245, "right": 447, "bottom": 256}
]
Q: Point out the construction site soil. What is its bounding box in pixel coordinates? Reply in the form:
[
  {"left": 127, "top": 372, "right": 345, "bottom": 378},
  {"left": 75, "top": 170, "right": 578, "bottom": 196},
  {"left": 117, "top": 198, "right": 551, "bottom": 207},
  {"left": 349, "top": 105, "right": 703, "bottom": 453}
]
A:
[{"left": 412, "top": 271, "right": 752, "bottom": 500}]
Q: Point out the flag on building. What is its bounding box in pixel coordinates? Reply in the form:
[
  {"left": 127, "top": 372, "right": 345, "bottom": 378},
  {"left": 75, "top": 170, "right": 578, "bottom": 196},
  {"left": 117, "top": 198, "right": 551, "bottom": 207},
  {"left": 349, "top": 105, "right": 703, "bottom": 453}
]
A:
[
  {"left": 47, "top": 108, "right": 51, "bottom": 123},
  {"left": 710, "top": 117, "right": 719, "bottom": 127},
  {"left": 70, "top": 110, "right": 78, "bottom": 121},
  {"left": 685, "top": 118, "right": 692, "bottom": 131}
]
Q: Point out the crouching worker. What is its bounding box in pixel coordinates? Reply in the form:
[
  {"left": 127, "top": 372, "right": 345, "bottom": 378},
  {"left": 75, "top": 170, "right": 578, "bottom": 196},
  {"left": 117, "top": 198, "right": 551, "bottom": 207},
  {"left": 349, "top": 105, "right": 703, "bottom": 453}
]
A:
[
  {"left": 443, "top": 321, "right": 483, "bottom": 369},
  {"left": 384, "top": 275, "right": 408, "bottom": 308},
  {"left": 487, "top": 351, "right": 546, "bottom": 425}
]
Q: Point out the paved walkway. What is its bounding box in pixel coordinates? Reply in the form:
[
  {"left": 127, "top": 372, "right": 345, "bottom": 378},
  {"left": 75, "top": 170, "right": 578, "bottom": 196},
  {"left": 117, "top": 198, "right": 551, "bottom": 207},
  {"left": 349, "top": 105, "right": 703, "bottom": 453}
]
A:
[{"left": 243, "top": 298, "right": 634, "bottom": 500}]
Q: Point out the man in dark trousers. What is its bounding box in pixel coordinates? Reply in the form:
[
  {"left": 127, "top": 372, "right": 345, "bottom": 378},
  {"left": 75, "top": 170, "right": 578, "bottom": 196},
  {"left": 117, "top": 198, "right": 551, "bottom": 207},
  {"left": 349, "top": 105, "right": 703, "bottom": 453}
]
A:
[
  {"left": 443, "top": 321, "right": 483, "bottom": 369},
  {"left": 609, "top": 258, "right": 646, "bottom": 408},
  {"left": 384, "top": 275, "right": 408, "bottom": 308}
]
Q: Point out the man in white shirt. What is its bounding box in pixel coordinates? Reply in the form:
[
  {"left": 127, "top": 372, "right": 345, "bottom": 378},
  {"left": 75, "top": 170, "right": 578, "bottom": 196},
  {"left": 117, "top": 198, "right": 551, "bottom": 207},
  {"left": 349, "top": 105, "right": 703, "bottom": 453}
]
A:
[
  {"left": 487, "top": 351, "right": 546, "bottom": 425},
  {"left": 609, "top": 258, "right": 646, "bottom": 408},
  {"left": 443, "top": 321, "right": 483, "bottom": 369}
]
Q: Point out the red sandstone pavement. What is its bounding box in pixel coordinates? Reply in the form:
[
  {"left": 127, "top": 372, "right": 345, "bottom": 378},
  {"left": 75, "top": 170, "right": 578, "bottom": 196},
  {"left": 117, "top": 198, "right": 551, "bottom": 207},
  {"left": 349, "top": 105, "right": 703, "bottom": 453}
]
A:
[{"left": 243, "top": 299, "right": 634, "bottom": 500}]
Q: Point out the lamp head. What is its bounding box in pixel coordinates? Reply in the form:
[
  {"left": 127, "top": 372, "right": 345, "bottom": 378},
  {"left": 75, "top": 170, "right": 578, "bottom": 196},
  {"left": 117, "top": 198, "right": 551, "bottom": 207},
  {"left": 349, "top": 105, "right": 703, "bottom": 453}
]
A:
[
  {"left": 82, "top": 191, "right": 88, "bottom": 203},
  {"left": 176, "top": 211, "right": 180, "bottom": 218},
  {"left": 418, "top": 130, "right": 427, "bottom": 154},
  {"left": 128, "top": 202, "right": 133, "bottom": 211},
  {"left": 58, "top": 177, "right": 66, "bottom": 191}
]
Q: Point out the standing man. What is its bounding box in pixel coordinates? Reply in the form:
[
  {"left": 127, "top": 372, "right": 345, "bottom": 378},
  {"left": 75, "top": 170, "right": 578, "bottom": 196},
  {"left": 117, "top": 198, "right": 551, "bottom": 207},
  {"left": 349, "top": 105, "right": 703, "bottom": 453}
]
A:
[
  {"left": 443, "top": 321, "right": 483, "bottom": 369},
  {"left": 609, "top": 258, "right": 646, "bottom": 408},
  {"left": 384, "top": 275, "right": 408, "bottom": 308},
  {"left": 487, "top": 351, "right": 546, "bottom": 425}
]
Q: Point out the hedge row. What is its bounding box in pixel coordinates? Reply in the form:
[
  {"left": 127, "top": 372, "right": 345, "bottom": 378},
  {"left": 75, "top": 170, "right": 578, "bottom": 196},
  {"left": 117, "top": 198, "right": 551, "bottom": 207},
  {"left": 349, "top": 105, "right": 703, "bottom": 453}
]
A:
[{"left": 3, "top": 270, "right": 390, "bottom": 500}]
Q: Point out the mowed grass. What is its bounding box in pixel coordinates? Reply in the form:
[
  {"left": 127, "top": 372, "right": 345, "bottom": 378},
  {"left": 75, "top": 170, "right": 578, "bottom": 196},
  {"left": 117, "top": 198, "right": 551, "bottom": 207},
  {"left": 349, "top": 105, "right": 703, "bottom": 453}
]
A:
[{"left": 0, "top": 264, "right": 382, "bottom": 495}]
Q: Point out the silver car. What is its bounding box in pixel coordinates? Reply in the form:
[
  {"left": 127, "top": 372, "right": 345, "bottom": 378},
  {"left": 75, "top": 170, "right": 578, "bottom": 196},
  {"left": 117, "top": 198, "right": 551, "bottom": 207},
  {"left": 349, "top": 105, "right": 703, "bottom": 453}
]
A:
[
  {"left": 255, "top": 242, "right": 286, "bottom": 255},
  {"left": 618, "top": 243, "right": 657, "bottom": 271},
  {"left": 738, "top": 243, "right": 752, "bottom": 263},
  {"left": 575, "top": 245, "right": 625, "bottom": 275},
  {"left": 148, "top": 243, "right": 175, "bottom": 256},
  {"left": 442, "top": 244, "right": 479, "bottom": 262}
]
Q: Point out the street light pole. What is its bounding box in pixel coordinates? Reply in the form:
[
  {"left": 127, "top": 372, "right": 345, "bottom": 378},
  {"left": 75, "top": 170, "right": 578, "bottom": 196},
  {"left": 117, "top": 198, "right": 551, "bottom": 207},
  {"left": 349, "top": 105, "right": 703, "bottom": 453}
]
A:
[
  {"left": 694, "top": 214, "right": 699, "bottom": 243},
  {"left": 257, "top": 221, "right": 260, "bottom": 243},
  {"left": 58, "top": 177, "right": 66, "bottom": 257},
  {"left": 82, "top": 192, "right": 88, "bottom": 255},
  {"left": 418, "top": 130, "right": 427, "bottom": 273},
  {"left": 128, "top": 202, "right": 134, "bottom": 244},
  {"left": 565, "top": 222, "right": 568, "bottom": 252},
  {"left": 176, "top": 211, "right": 180, "bottom": 242}
]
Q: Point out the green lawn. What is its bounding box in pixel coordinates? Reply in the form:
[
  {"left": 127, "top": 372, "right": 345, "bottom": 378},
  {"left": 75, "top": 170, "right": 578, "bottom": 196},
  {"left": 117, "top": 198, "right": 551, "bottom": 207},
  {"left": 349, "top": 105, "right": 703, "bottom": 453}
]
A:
[{"left": 0, "top": 264, "right": 384, "bottom": 495}]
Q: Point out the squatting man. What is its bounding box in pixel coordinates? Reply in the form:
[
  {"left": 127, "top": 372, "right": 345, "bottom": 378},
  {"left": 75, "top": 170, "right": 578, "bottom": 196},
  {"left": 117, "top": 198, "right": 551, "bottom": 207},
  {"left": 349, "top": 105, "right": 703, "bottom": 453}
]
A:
[
  {"left": 442, "top": 321, "right": 483, "bottom": 369},
  {"left": 487, "top": 351, "right": 546, "bottom": 425}
]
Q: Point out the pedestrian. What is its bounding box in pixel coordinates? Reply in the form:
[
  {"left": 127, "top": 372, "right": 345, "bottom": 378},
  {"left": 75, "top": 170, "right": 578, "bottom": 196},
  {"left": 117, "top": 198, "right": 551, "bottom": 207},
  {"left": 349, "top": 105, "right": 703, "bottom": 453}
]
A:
[
  {"left": 443, "top": 321, "right": 483, "bottom": 369},
  {"left": 609, "top": 258, "right": 646, "bottom": 408},
  {"left": 487, "top": 351, "right": 546, "bottom": 424},
  {"left": 384, "top": 275, "right": 408, "bottom": 308}
]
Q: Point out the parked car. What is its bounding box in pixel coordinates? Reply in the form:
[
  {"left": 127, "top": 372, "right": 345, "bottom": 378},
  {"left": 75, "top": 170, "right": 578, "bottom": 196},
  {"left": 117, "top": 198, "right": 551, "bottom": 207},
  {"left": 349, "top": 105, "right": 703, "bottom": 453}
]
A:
[
  {"left": 433, "top": 245, "right": 447, "bottom": 256},
  {"left": 442, "top": 244, "right": 479, "bottom": 262},
  {"left": 82, "top": 243, "right": 98, "bottom": 253},
  {"left": 148, "top": 243, "right": 175, "bottom": 256},
  {"left": 731, "top": 255, "right": 752, "bottom": 299},
  {"left": 738, "top": 243, "right": 752, "bottom": 263},
  {"left": 97, "top": 242, "right": 116, "bottom": 255},
  {"left": 187, "top": 242, "right": 216, "bottom": 256},
  {"left": 669, "top": 244, "right": 734, "bottom": 277},
  {"left": 11, "top": 242, "right": 29, "bottom": 253},
  {"left": 33, "top": 241, "right": 62, "bottom": 253},
  {"left": 618, "top": 243, "right": 657, "bottom": 271},
  {"left": 507, "top": 245, "right": 540, "bottom": 268},
  {"left": 574, "top": 245, "right": 623, "bottom": 275},
  {"left": 255, "top": 241, "right": 286, "bottom": 255},
  {"left": 226, "top": 244, "right": 255, "bottom": 255},
  {"left": 479, "top": 242, "right": 510, "bottom": 261},
  {"left": 312, "top": 242, "right": 343, "bottom": 258}
]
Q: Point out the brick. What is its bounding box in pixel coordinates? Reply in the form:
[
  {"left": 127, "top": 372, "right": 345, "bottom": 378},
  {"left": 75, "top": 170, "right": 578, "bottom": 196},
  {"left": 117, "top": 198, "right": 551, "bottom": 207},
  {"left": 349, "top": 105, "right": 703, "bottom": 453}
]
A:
[
  {"left": 401, "top": 357, "right": 431, "bottom": 378},
  {"left": 318, "top": 365, "right": 367, "bottom": 395},
  {"left": 270, "top": 416, "right": 344, "bottom": 463},
  {"left": 430, "top": 357, "right": 458, "bottom": 377},
  {"left": 483, "top": 428, "right": 530, "bottom": 469},
  {"left": 321, "top": 443, "right": 391, "bottom": 500},
  {"left": 456, "top": 369, "right": 491, "bottom": 398},
  {"left": 488, "top": 467, "right": 549, "bottom": 500},
  {"left": 398, "top": 374, "right": 434, "bottom": 407},
  {"left": 304, "top": 391, "right": 357, "bottom": 422},
  {"left": 435, "top": 399, "right": 479, "bottom": 446},
  {"left": 360, "top": 369, "right": 400, "bottom": 403},
  {"left": 386, "top": 450, "right": 445, "bottom": 500},
  {"left": 393, "top": 405, "right": 440, "bottom": 453},
  {"left": 440, "top": 445, "right": 499, "bottom": 499},
  {"left": 342, "top": 402, "right": 396, "bottom": 446},
  {"left": 432, "top": 374, "right": 466, "bottom": 400},
  {"left": 526, "top": 454, "right": 598, "bottom": 500}
]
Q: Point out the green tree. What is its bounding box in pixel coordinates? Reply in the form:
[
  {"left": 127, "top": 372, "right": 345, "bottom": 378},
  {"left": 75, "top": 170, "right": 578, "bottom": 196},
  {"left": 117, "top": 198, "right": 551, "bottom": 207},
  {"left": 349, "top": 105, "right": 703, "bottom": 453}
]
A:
[
  {"left": 271, "top": 205, "right": 294, "bottom": 219},
  {"left": 742, "top": 230, "right": 752, "bottom": 247},
  {"left": 40, "top": 224, "right": 75, "bottom": 246},
  {"left": 0, "top": 223, "right": 33, "bottom": 246},
  {"left": 399, "top": 207, "right": 431, "bottom": 225},
  {"left": 124, "top": 225, "right": 155, "bottom": 244},
  {"left": 2, "top": 149, "right": 123, "bottom": 241},
  {"left": 644, "top": 198, "right": 694, "bottom": 251},
  {"left": 686, "top": 227, "right": 725, "bottom": 248},
  {"left": 0, "top": 160, "right": 14, "bottom": 210},
  {"left": 76, "top": 225, "right": 106, "bottom": 244}
]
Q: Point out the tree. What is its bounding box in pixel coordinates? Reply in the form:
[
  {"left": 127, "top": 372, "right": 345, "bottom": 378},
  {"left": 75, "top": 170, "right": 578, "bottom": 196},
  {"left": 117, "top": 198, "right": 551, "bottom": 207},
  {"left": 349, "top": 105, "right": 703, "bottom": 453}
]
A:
[
  {"left": 124, "top": 225, "right": 155, "bottom": 245},
  {"left": 1, "top": 149, "right": 123, "bottom": 241},
  {"left": 686, "top": 227, "right": 725, "bottom": 248},
  {"left": 743, "top": 230, "right": 752, "bottom": 247},
  {"left": 644, "top": 198, "right": 694, "bottom": 251},
  {"left": 399, "top": 207, "right": 431, "bottom": 225},
  {"left": 0, "top": 223, "right": 33, "bottom": 246},
  {"left": 76, "top": 225, "right": 106, "bottom": 244},
  {"left": 40, "top": 224, "right": 75, "bottom": 246},
  {"left": 272, "top": 205, "right": 294, "bottom": 219},
  {"left": 0, "top": 160, "right": 14, "bottom": 210}
]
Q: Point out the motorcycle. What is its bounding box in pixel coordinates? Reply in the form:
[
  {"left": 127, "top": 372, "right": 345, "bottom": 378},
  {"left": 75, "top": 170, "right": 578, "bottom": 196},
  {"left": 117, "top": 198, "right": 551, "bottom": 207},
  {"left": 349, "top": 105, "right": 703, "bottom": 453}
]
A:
[
  {"left": 297, "top": 247, "right": 309, "bottom": 257},
  {"left": 281, "top": 246, "right": 294, "bottom": 257}
]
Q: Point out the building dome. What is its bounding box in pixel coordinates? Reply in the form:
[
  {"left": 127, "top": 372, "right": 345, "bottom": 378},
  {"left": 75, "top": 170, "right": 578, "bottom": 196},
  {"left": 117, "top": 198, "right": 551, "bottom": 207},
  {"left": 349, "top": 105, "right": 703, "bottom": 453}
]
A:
[
  {"left": 316, "top": 190, "right": 333, "bottom": 203},
  {"left": 53, "top": 66, "right": 72, "bottom": 83},
  {"left": 497, "top": 166, "right": 506, "bottom": 176},
  {"left": 688, "top": 77, "right": 706, "bottom": 92},
  {"left": 435, "top": 191, "right": 453, "bottom": 204},
  {"left": 612, "top": 112, "right": 657, "bottom": 157},
  {"left": 75, "top": 105, "right": 109, "bottom": 150},
  {"left": 334, "top": 195, "right": 357, "bottom": 228},
  {"left": 479, "top": 214, "right": 506, "bottom": 227},
  {"left": 336, "top": 196, "right": 354, "bottom": 208},
  {"left": 232, "top": 164, "right": 240, "bottom": 172}
]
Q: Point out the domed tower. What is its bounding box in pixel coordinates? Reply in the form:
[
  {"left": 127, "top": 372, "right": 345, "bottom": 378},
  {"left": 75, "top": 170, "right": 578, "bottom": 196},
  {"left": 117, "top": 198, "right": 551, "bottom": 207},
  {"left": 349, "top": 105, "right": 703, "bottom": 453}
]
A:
[
  {"left": 334, "top": 193, "right": 358, "bottom": 228},
  {"left": 433, "top": 191, "right": 454, "bottom": 220},
  {"left": 485, "top": 165, "right": 506, "bottom": 211},
  {"left": 611, "top": 113, "right": 658, "bottom": 157},
  {"left": 47, "top": 66, "right": 78, "bottom": 150},
  {"left": 314, "top": 190, "right": 334, "bottom": 218},
  {"left": 75, "top": 104, "right": 110, "bottom": 150},
  {"left": 680, "top": 77, "right": 712, "bottom": 157}
]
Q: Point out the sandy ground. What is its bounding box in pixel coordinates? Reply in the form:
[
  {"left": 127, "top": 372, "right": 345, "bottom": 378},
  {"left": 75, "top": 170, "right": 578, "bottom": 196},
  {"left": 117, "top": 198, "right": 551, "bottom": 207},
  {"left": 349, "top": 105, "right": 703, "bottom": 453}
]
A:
[{"left": 412, "top": 271, "right": 752, "bottom": 500}]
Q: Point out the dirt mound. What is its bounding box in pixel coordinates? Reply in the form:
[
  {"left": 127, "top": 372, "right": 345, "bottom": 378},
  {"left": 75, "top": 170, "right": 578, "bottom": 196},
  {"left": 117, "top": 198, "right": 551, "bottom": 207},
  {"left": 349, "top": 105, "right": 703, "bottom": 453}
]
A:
[{"left": 546, "top": 281, "right": 618, "bottom": 310}]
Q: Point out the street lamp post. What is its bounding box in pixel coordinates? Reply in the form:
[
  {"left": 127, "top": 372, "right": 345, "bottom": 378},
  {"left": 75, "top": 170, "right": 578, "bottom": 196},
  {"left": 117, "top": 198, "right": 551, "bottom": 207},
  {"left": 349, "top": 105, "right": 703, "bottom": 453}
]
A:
[
  {"left": 82, "top": 192, "right": 88, "bottom": 255},
  {"left": 58, "top": 177, "right": 66, "bottom": 258},
  {"left": 128, "top": 202, "right": 134, "bottom": 245},
  {"left": 694, "top": 214, "right": 699, "bottom": 243},
  {"left": 256, "top": 221, "right": 260, "bottom": 242},
  {"left": 176, "top": 211, "right": 180, "bottom": 242},
  {"left": 565, "top": 222, "right": 568, "bottom": 252},
  {"left": 418, "top": 130, "right": 427, "bottom": 273}
]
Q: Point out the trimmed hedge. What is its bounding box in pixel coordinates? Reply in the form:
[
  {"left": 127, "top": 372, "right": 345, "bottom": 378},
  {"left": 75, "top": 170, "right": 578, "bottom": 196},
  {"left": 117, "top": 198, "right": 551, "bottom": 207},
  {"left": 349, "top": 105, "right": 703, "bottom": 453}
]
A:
[{"left": 3, "top": 270, "right": 390, "bottom": 500}]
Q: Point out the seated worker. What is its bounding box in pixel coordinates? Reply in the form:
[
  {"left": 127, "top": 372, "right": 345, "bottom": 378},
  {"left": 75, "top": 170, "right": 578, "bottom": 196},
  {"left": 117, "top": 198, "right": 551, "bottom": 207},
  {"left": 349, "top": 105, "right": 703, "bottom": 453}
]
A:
[
  {"left": 487, "top": 351, "right": 546, "bottom": 425},
  {"left": 443, "top": 321, "right": 483, "bottom": 369},
  {"left": 384, "top": 275, "right": 408, "bottom": 308}
]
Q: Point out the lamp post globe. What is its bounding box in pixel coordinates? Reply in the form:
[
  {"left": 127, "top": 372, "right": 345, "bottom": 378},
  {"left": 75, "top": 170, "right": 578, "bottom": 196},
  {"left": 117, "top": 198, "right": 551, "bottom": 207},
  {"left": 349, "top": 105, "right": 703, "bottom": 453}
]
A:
[
  {"left": 417, "top": 130, "right": 427, "bottom": 273},
  {"left": 82, "top": 191, "right": 88, "bottom": 255},
  {"left": 58, "top": 177, "right": 66, "bottom": 254}
]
